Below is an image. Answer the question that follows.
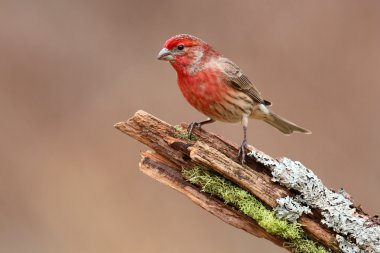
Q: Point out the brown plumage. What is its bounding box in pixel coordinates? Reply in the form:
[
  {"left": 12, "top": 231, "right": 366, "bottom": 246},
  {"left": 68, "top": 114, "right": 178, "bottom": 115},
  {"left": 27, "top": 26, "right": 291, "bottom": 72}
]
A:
[{"left": 157, "top": 34, "right": 311, "bottom": 163}]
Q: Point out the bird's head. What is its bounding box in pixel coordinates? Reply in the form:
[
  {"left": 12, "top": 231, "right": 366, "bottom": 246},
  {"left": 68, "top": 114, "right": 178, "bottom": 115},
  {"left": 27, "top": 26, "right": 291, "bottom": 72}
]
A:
[{"left": 157, "top": 34, "right": 220, "bottom": 73}]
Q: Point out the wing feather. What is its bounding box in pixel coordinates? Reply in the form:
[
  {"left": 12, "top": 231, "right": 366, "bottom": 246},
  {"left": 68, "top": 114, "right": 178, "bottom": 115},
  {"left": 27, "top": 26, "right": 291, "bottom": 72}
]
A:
[{"left": 220, "top": 58, "right": 270, "bottom": 105}]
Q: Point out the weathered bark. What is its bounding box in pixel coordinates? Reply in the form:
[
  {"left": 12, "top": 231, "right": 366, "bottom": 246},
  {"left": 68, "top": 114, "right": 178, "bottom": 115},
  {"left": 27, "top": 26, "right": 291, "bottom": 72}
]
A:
[
  {"left": 140, "top": 151, "right": 287, "bottom": 249},
  {"left": 115, "top": 110, "right": 378, "bottom": 253}
]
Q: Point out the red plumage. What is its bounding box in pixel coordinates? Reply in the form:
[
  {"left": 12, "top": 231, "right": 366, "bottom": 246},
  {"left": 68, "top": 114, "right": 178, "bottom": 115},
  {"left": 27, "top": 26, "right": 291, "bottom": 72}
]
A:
[{"left": 157, "top": 34, "right": 310, "bottom": 163}]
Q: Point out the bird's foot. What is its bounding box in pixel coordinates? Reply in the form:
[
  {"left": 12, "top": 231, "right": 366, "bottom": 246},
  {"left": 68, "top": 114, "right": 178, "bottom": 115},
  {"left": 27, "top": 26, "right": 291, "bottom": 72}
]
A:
[
  {"left": 187, "top": 118, "right": 215, "bottom": 139},
  {"left": 237, "top": 139, "right": 248, "bottom": 164},
  {"left": 187, "top": 122, "right": 202, "bottom": 138}
]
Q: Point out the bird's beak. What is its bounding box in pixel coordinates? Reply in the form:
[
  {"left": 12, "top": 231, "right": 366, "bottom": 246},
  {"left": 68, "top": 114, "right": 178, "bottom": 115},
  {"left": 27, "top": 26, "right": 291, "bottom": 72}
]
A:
[{"left": 157, "top": 48, "right": 174, "bottom": 61}]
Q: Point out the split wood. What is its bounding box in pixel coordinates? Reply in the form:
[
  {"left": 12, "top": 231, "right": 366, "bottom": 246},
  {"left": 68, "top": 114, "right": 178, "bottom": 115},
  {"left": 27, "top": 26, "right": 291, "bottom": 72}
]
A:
[{"left": 115, "top": 110, "right": 375, "bottom": 252}]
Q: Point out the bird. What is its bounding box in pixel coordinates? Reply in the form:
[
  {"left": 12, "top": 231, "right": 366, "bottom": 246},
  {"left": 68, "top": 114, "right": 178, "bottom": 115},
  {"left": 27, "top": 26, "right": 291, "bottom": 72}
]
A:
[{"left": 157, "top": 34, "right": 310, "bottom": 163}]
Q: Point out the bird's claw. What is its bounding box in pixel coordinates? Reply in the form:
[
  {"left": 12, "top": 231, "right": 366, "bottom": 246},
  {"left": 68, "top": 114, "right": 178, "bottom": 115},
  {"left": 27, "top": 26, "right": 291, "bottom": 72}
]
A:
[
  {"left": 187, "top": 122, "right": 202, "bottom": 137},
  {"left": 237, "top": 140, "right": 248, "bottom": 164}
]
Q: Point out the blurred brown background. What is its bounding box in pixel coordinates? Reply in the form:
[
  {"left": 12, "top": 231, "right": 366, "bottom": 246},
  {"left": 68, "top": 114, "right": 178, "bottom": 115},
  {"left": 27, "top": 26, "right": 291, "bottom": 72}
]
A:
[{"left": 1, "top": 0, "right": 379, "bottom": 252}]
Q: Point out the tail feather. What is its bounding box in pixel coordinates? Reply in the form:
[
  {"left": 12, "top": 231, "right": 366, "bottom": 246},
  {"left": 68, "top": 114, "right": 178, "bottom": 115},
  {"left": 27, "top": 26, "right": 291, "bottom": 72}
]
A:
[{"left": 263, "top": 111, "right": 311, "bottom": 135}]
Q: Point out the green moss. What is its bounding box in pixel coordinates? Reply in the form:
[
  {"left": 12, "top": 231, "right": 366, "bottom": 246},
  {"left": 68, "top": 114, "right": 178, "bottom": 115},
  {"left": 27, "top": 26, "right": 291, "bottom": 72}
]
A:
[
  {"left": 182, "top": 167, "right": 330, "bottom": 253},
  {"left": 173, "top": 125, "right": 197, "bottom": 141}
]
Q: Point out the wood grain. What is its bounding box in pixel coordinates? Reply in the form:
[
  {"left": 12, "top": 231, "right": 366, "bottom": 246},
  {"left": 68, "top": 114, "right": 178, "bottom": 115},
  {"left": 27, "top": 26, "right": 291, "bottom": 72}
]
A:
[{"left": 115, "top": 110, "right": 341, "bottom": 252}]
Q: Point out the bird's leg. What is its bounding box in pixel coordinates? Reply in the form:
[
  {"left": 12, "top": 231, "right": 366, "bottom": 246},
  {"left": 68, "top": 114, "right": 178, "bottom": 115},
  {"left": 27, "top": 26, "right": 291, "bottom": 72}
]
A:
[
  {"left": 237, "top": 125, "right": 248, "bottom": 164},
  {"left": 238, "top": 115, "right": 249, "bottom": 164},
  {"left": 187, "top": 118, "right": 215, "bottom": 137}
]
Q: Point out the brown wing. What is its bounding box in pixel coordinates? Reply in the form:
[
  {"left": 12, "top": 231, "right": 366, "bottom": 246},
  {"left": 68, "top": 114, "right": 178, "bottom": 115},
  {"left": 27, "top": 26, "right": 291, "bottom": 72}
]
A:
[{"left": 220, "top": 58, "right": 271, "bottom": 106}]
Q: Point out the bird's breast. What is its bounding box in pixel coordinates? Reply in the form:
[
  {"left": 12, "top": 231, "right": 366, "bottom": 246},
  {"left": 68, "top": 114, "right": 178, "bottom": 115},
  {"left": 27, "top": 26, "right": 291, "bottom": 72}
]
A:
[
  {"left": 177, "top": 70, "right": 254, "bottom": 122},
  {"left": 178, "top": 70, "right": 224, "bottom": 108}
]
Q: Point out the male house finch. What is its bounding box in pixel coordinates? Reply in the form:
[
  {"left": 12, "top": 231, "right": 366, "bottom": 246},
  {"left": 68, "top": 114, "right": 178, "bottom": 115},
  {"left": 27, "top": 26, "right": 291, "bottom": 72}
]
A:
[{"left": 157, "top": 34, "right": 310, "bottom": 163}]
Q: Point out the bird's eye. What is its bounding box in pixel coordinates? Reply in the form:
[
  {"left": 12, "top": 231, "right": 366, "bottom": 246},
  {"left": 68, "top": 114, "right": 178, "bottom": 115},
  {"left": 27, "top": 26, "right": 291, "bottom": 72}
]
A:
[{"left": 177, "top": 44, "right": 184, "bottom": 50}]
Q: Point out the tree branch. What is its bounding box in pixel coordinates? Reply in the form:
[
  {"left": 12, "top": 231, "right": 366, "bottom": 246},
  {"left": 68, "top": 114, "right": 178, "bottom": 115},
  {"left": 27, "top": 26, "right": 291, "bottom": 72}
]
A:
[
  {"left": 140, "top": 151, "right": 287, "bottom": 249},
  {"left": 115, "top": 110, "right": 380, "bottom": 253}
]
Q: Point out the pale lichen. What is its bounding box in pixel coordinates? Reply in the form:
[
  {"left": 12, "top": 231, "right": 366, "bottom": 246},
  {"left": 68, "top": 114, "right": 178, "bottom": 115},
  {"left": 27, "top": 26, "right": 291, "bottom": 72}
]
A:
[
  {"left": 336, "top": 235, "right": 364, "bottom": 253},
  {"left": 248, "top": 150, "right": 380, "bottom": 253},
  {"left": 182, "top": 167, "right": 330, "bottom": 253},
  {"left": 276, "top": 196, "right": 312, "bottom": 222}
]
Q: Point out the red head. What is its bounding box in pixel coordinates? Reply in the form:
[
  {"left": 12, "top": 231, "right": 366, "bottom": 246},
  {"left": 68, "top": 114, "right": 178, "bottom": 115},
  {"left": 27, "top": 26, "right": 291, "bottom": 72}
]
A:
[{"left": 157, "top": 34, "right": 220, "bottom": 73}]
